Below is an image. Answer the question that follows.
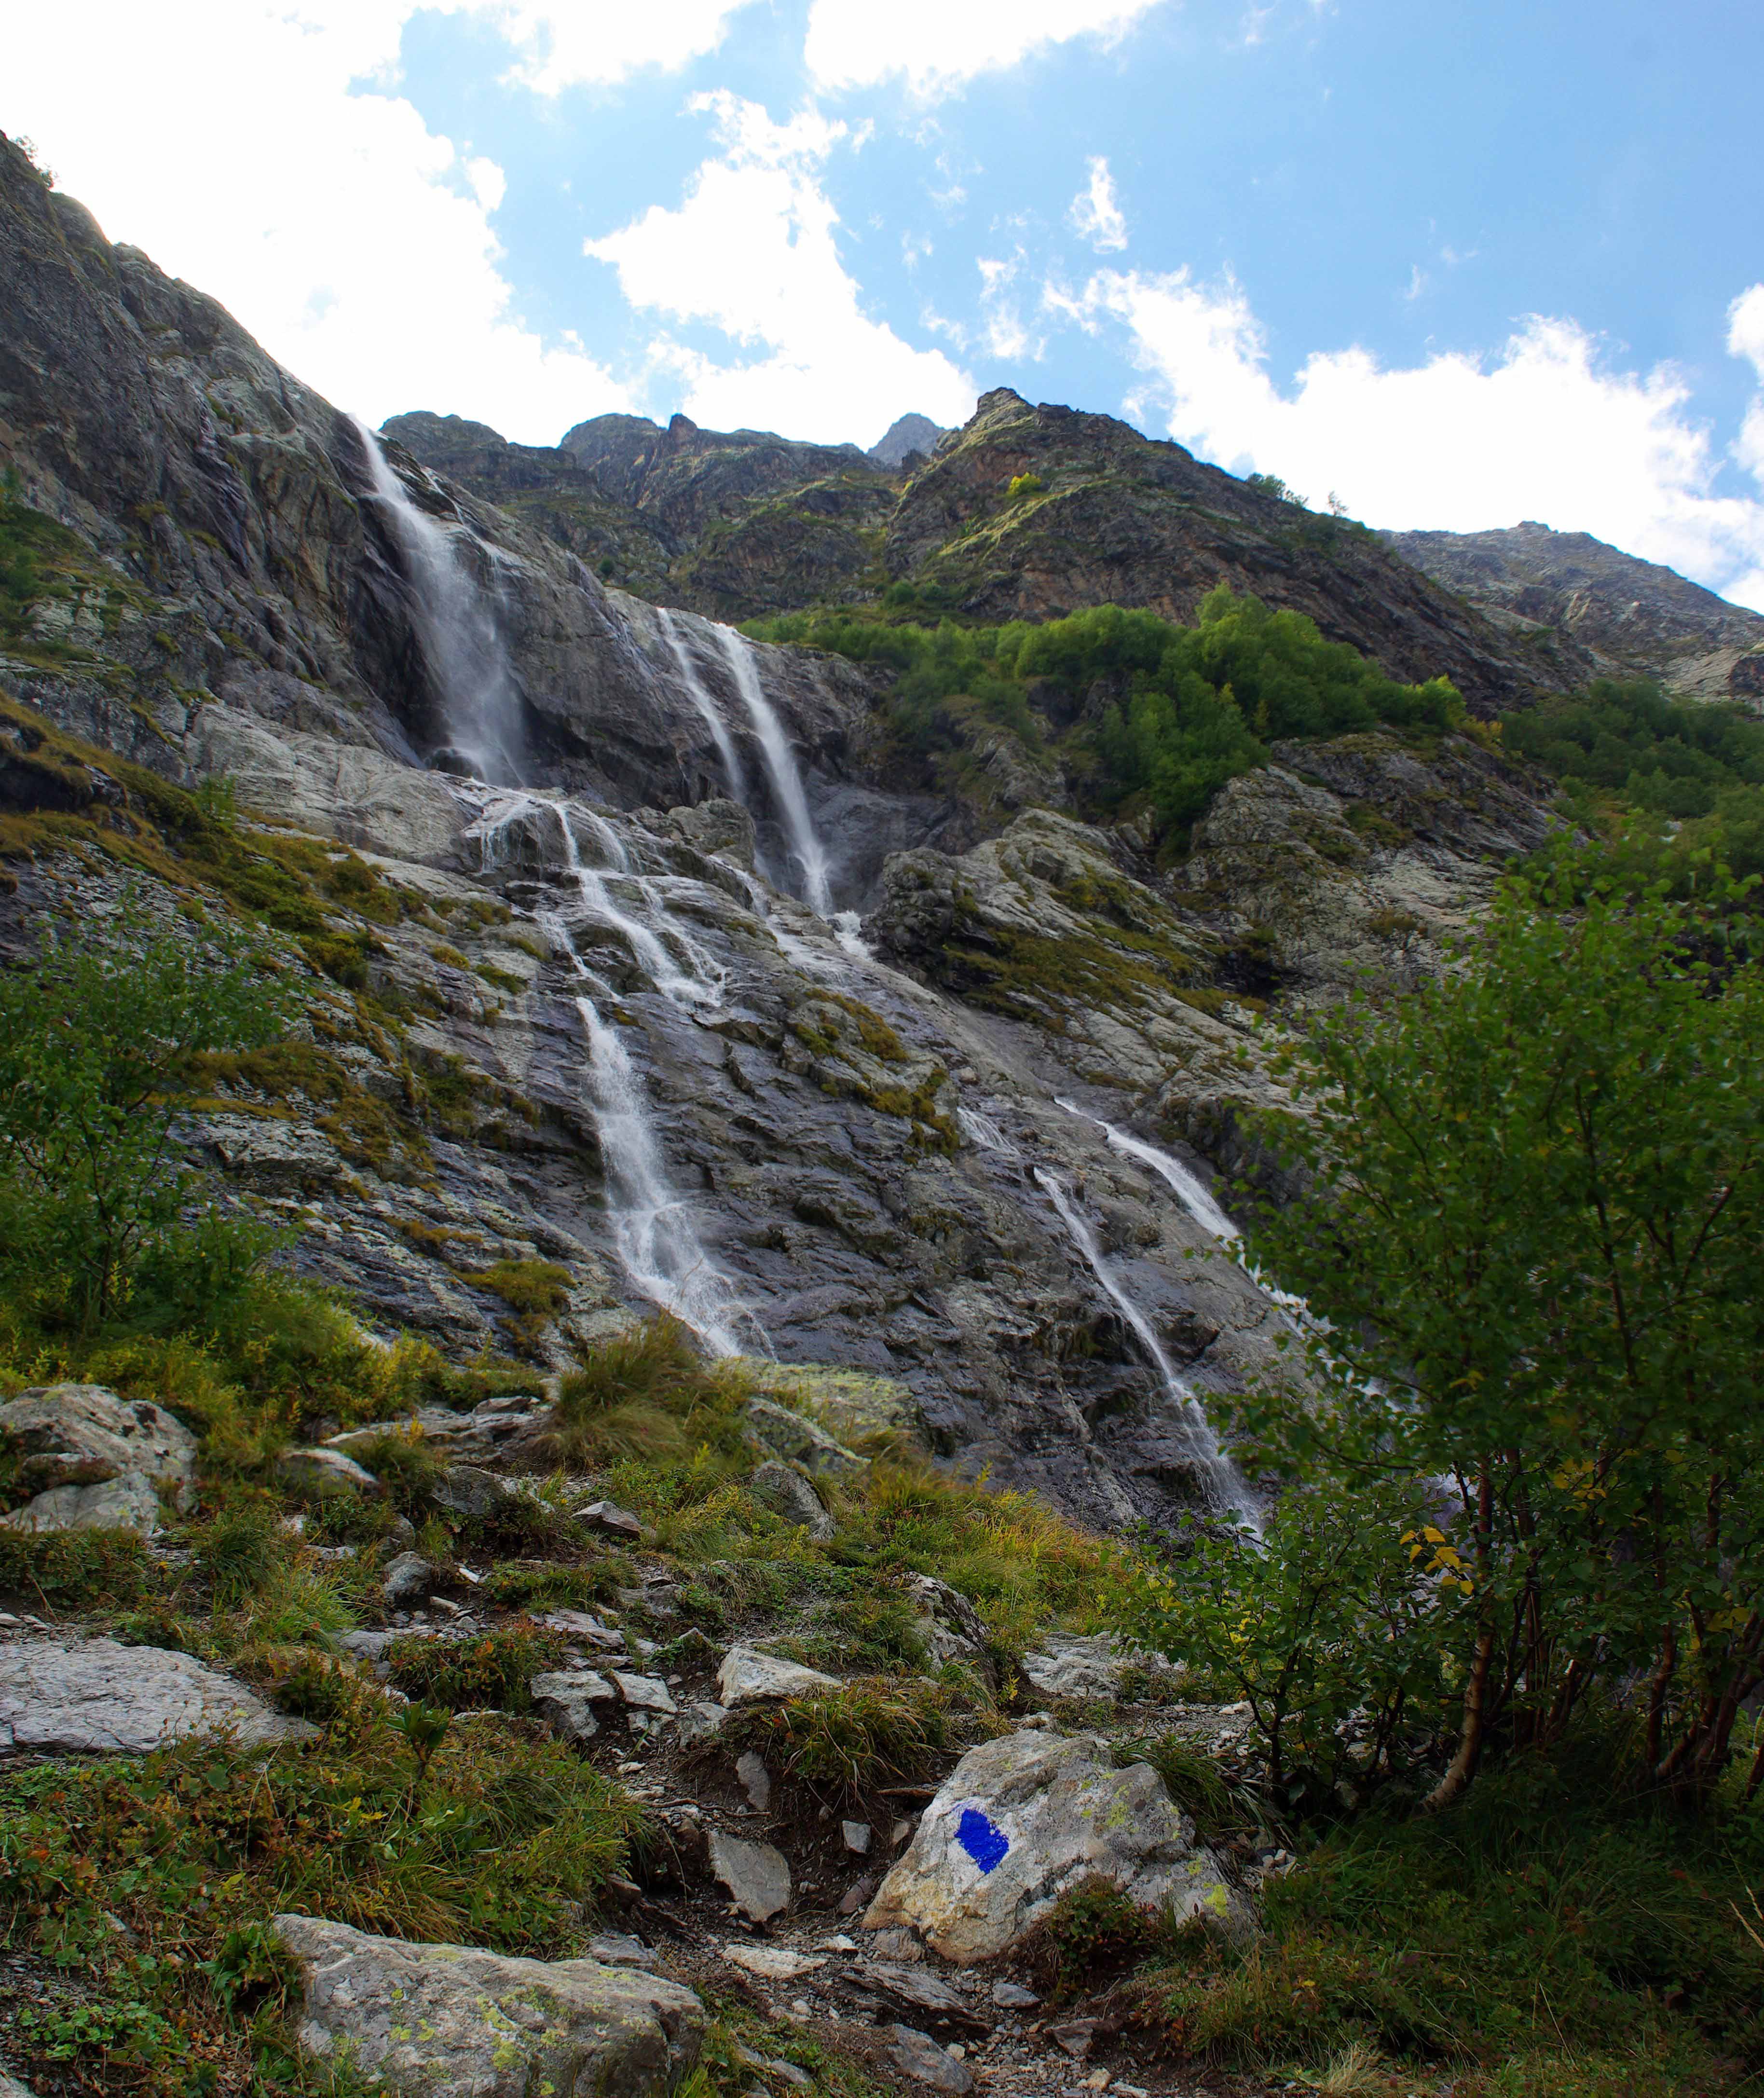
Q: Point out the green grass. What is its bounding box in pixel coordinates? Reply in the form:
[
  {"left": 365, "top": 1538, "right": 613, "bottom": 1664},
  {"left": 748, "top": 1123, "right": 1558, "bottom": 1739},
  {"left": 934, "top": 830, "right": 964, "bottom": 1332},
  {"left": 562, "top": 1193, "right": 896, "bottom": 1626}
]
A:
[
  {"left": 1132, "top": 1751, "right": 1764, "bottom": 2093},
  {"left": 0, "top": 1708, "right": 646, "bottom": 2094},
  {"left": 721, "top": 1676, "right": 963, "bottom": 1798}
]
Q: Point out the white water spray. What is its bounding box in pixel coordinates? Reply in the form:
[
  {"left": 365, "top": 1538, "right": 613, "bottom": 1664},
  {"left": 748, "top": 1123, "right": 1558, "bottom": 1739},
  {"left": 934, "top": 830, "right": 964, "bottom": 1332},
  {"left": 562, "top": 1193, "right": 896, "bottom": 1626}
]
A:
[
  {"left": 1035, "top": 1166, "right": 1259, "bottom": 1527},
  {"left": 714, "top": 626, "right": 834, "bottom": 916},
  {"left": 355, "top": 419, "right": 522, "bottom": 785}
]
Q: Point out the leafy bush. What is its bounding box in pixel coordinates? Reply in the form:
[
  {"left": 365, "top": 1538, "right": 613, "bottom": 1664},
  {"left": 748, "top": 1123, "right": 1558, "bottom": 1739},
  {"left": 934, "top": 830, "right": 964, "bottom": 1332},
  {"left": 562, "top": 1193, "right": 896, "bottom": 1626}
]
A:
[
  {"left": 1135, "top": 1755, "right": 1764, "bottom": 2085},
  {"left": 0, "top": 896, "right": 291, "bottom": 1329},
  {"left": 1220, "top": 846, "right": 1764, "bottom": 1808},
  {"left": 751, "top": 588, "right": 1461, "bottom": 840},
  {"left": 1019, "top": 1875, "right": 1167, "bottom": 2000}
]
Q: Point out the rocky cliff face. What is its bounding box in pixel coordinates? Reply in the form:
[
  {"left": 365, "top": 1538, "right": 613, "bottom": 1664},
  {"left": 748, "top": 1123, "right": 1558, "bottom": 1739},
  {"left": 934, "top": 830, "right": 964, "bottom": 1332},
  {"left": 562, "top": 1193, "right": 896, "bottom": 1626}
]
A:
[
  {"left": 1385, "top": 520, "right": 1764, "bottom": 703},
  {"left": 0, "top": 133, "right": 1565, "bottom": 1532}
]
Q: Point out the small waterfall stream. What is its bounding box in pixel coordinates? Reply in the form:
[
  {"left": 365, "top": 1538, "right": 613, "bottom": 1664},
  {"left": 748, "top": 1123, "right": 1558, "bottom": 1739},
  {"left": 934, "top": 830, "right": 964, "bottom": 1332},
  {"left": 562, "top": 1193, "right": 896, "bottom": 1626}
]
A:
[
  {"left": 355, "top": 420, "right": 523, "bottom": 786},
  {"left": 474, "top": 790, "right": 758, "bottom": 1355},
  {"left": 657, "top": 608, "right": 751, "bottom": 806},
  {"left": 1033, "top": 1167, "right": 1259, "bottom": 1526},
  {"left": 713, "top": 625, "right": 834, "bottom": 916}
]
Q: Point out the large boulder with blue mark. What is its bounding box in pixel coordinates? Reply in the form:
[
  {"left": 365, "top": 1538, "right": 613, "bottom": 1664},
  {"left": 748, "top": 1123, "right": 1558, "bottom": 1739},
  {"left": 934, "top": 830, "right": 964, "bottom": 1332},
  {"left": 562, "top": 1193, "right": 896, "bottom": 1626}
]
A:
[{"left": 862, "top": 1728, "right": 1249, "bottom": 1962}]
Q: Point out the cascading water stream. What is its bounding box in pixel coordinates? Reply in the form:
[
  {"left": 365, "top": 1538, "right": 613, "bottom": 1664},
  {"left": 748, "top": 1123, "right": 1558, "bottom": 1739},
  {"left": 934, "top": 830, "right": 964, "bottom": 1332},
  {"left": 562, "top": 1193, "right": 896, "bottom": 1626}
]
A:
[
  {"left": 713, "top": 625, "right": 834, "bottom": 917},
  {"left": 657, "top": 608, "right": 751, "bottom": 806},
  {"left": 1033, "top": 1166, "right": 1260, "bottom": 1527},
  {"left": 354, "top": 419, "right": 523, "bottom": 786},
  {"left": 471, "top": 790, "right": 758, "bottom": 1355},
  {"left": 1056, "top": 1099, "right": 1309, "bottom": 1320}
]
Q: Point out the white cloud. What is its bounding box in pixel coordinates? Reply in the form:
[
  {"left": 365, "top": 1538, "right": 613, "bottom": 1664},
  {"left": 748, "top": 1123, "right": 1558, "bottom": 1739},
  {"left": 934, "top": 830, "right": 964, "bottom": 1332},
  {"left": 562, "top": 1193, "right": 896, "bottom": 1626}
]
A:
[
  {"left": 585, "top": 93, "right": 975, "bottom": 443},
  {"left": 1068, "top": 156, "right": 1128, "bottom": 253},
  {"left": 474, "top": 0, "right": 756, "bottom": 94},
  {"left": 1070, "top": 265, "right": 1764, "bottom": 611},
  {"left": 1727, "top": 283, "right": 1764, "bottom": 483},
  {"left": 1, "top": 1, "right": 758, "bottom": 443},
  {"left": 805, "top": 0, "right": 1167, "bottom": 96},
  {"left": 977, "top": 255, "right": 1046, "bottom": 361}
]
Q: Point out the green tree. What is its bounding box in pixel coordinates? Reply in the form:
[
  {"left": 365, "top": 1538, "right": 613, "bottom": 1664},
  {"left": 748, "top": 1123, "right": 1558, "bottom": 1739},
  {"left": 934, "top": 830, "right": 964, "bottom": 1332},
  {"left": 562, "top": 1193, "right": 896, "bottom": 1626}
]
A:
[
  {"left": 0, "top": 899, "right": 292, "bottom": 1328},
  {"left": 1226, "top": 847, "right": 1764, "bottom": 1808}
]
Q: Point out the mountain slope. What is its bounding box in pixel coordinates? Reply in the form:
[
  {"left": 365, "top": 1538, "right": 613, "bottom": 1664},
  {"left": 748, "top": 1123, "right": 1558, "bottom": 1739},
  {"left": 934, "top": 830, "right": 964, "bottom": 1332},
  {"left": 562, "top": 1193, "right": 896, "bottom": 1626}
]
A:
[
  {"left": 389, "top": 391, "right": 1571, "bottom": 715},
  {"left": 1385, "top": 520, "right": 1764, "bottom": 700}
]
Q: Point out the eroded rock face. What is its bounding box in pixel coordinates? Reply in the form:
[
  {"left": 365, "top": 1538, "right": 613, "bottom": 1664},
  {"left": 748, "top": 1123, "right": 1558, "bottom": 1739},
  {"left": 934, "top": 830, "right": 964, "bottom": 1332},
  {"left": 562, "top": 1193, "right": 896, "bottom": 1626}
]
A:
[
  {"left": 863, "top": 1729, "right": 1246, "bottom": 1962},
  {"left": 272, "top": 1913, "right": 705, "bottom": 2098},
  {"left": 0, "top": 1640, "right": 318, "bottom": 1756}
]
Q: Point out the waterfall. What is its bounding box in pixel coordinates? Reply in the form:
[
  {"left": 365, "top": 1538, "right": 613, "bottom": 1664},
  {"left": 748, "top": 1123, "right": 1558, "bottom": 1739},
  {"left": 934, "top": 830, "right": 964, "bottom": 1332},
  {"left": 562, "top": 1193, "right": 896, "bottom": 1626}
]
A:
[
  {"left": 1034, "top": 1166, "right": 1259, "bottom": 1527},
  {"left": 1057, "top": 1100, "right": 1237, "bottom": 1241},
  {"left": 658, "top": 608, "right": 751, "bottom": 805},
  {"left": 713, "top": 626, "right": 834, "bottom": 916},
  {"left": 354, "top": 419, "right": 523, "bottom": 785},
  {"left": 561, "top": 982, "right": 757, "bottom": 1358},
  {"left": 957, "top": 1105, "right": 1012, "bottom": 1153}
]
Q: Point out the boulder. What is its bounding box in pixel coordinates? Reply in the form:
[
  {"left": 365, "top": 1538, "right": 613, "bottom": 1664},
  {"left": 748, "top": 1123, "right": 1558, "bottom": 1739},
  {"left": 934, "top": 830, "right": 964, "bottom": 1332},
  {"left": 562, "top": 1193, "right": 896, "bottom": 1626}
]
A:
[
  {"left": 733, "top": 1362, "right": 926, "bottom": 1453},
  {"left": 577, "top": 1499, "right": 645, "bottom": 1541},
  {"left": 716, "top": 1644, "right": 841, "bottom": 1707},
  {"left": 749, "top": 1461, "right": 834, "bottom": 1541},
  {"left": 276, "top": 1447, "right": 380, "bottom": 1496},
  {"left": 381, "top": 1550, "right": 437, "bottom": 1608},
  {"left": 707, "top": 1830, "right": 791, "bottom": 1923},
  {"left": 613, "top": 1672, "right": 677, "bottom": 1714},
  {"left": 272, "top": 1913, "right": 704, "bottom": 2097},
  {"left": 1018, "top": 1632, "right": 1164, "bottom": 1700},
  {"left": 531, "top": 1670, "right": 615, "bottom": 1743},
  {"left": 432, "top": 1464, "right": 511, "bottom": 1520},
  {"left": 906, "top": 1574, "right": 991, "bottom": 1673},
  {"left": 889, "top": 2026, "right": 973, "bottom": 2093},
  {"left": 0, "top": 1639, "right": 317, "bottom": 1756},
  {"left": 0, "top": 1474, "right": 163, "bottom": 1536},
  {"left": 676, "top": 1700, "right": 729, "bottom": 1746},
  {"left": 742, "top": 1397, "right": 862, "bottom": 1479},
  {"left": 863, "top": 1729, "right": 1246, "bottom": 1962},
  {"left": 0, "top": 1384, "right": 196, "bottom": 1505}
]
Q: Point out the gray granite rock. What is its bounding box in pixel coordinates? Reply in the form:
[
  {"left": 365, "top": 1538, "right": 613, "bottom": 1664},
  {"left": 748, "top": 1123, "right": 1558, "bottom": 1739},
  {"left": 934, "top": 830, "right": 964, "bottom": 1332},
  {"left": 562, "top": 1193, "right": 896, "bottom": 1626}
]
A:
[
  {"left": 0, "top": 1474, "right": 164, "bottom": 1536},
  {"left": 676, "top": 1700, "right": 729, "bottom": 1746},
  {"left": 614, "top": 1672, "right": 677, "bottom": 1714},
  {"left": 743, "top": 1398, "right": 862, "bottom": 1478},
  {"left": 707, "top": 1830, "right": 791, "bottom": 1922},
  {"left": 530, "top": 1669, "right": 615, "bottom": 1743},
  {"left": 272, "top": 1913, "right": 704, "bottom": 2097},
  {"left": 748, "top": 1461, "right": 835, "bottom": 1541},
  {"left": 864, "top": 1728, "right": 1247, "bottom": 1962},
  {"left": 380, "top": 1550, "right": 437, "bottom": 1608},
  {"left": 276, "top": 1447, "right": 380, "bottom": 1496},
  {"left": 0, "top": 1384, "right": 196, "bottom": 1506},
  {"left": 0, "top": 1640, "right": 317, "bottom": 1756},
  {"left": 716, "top": 1644, "right": 840, "bottom": 1706},
  {"left": 888, "top": 2026, "right": 972, "bottom": 2092}
]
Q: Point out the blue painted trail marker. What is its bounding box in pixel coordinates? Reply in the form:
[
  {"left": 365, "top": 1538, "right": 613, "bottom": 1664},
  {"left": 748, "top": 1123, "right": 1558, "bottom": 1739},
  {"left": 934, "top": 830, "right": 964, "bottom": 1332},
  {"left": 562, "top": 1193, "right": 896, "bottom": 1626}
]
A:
[{"left": 956, "top": 1806, "right": 1010, "bottom": 1873}]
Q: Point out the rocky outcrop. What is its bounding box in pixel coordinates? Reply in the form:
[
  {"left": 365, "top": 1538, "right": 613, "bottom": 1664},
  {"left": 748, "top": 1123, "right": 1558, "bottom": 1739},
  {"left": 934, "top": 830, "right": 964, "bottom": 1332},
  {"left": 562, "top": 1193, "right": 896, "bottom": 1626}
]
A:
[
  {"left": 1385, "top": 519, "right": 1764, "bottom": 700},
  {"left": 869, "top": 414, "right": 953, "bottom": 471},
  {"left": 0, "top": 1639, "right": 319, "bottom": 1755},
  {"left": 863, "top": 1729, "right": 1245, "bottom": 1961},
  {"left": 272, "top": 1914, "right": 705, "bottom": 2098},
  {"left": 0, "top": 1384, "right": 196, "bottom": 1535}
]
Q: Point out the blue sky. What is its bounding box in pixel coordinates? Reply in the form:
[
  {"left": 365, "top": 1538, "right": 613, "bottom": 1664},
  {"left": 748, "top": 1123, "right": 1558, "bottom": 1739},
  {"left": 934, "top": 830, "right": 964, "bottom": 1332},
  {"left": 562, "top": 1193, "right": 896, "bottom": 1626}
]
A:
[{"left": 9, "top": 1, "right": 1764, "bottom": 604}]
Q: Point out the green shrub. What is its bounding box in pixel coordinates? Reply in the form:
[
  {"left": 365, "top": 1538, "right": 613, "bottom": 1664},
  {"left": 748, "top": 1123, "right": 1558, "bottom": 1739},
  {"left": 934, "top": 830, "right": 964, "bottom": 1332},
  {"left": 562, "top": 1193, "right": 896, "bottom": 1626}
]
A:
[
  {"left": 384, "top": 1620, "right": 565, "bottom": 1711},
  {"left": 0, "top": 1523, "right": 151, "bottom": 1608},
  {"left": 723, "top": 1678, "right": 956, "bottom": 1796},
  {"left": 0, "top": 894, "right": 292, "bottom": 1330}
]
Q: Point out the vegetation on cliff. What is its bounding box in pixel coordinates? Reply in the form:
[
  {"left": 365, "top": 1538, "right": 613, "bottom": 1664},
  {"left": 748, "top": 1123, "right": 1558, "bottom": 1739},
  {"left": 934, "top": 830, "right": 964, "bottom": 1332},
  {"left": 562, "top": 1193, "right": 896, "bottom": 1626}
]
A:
[{"left": 752, "top": 585, "right": 1465, "bottom": 842}]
